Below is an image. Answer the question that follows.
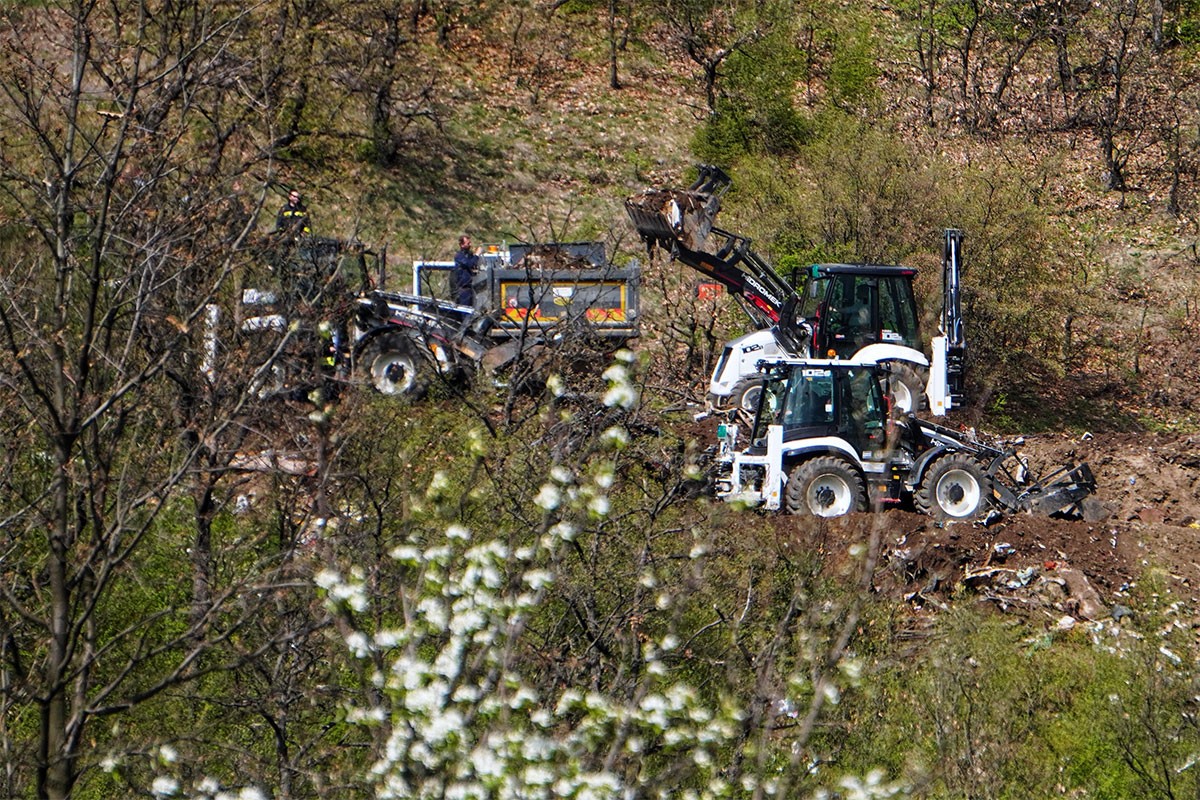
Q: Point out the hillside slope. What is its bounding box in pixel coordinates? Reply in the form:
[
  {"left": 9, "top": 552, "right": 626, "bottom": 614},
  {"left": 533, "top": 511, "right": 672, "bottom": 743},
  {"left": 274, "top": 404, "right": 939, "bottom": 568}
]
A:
[{"left": 369, "top": 5, "right": 1200, "bottom": 623}]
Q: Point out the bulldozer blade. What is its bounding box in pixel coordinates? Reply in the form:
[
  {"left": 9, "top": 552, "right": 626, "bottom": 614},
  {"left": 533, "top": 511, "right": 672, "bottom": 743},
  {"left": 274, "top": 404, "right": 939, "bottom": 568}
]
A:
[
  {"left": 625, "top": 188, "right": 722, "bottom": 252},
  {"left": 1014, "top": 461, "right": 1098, "bottom": 517}
]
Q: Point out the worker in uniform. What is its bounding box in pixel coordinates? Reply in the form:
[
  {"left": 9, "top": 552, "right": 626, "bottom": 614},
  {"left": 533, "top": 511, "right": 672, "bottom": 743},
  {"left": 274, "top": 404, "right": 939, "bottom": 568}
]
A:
[
  {"left": 451, "top": 234, "right": 481, "bottom": 307},
  {"left": 275, "top": 190, "right": 311, "bottom": 237}
]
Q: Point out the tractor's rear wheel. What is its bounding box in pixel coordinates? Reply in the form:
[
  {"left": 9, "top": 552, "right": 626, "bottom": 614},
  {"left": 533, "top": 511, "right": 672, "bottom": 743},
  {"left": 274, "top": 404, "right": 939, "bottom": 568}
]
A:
[
  {"left": 883, "top": 361, "right": 927, "bottom": 415},
  {"left": 358, "top": 333, "right": 428, "bottom": 399},
  {"left": 915, "top": 453, "right": 992, "bottom": 520},
  {"left": 784, "top": 456, "right": 867, "bottom": 518}
]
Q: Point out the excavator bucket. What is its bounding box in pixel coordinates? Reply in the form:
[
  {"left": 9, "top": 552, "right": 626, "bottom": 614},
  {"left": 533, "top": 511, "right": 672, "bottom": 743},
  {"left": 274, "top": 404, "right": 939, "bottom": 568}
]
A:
[{"left": 625, "top": 165, "right": 730, "bottom": 252}]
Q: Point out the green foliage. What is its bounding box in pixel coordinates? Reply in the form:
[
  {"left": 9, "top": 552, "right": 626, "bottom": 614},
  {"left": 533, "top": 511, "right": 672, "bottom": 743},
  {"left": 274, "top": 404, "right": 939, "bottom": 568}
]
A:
[
  {"left": 714, "top": 111, "right": 946, "bottom": 266},
  {"left": 827, "top": 22, "right": 879, "bottom": 109},
  {"left": 825, "top": 605, "right": 1200, "bottom": 799},
  {"left": 1176, "top": 0, "right": 1200, "bottom": 44},
  {"left": 709, "top": 114, "right": 1077, "bottom": 412},
  {"left": 691, "top": 31, "right": 813, "bottom": 163}
]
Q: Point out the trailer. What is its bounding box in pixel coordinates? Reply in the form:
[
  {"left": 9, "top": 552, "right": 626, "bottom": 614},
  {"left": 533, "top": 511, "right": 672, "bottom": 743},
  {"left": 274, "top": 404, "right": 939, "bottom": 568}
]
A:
[
  {"left": 208, "top": 237, "right": 639, "bottom": 400},
  {"left": 353, "top": 241, "right": 640, "bottom": 397}
]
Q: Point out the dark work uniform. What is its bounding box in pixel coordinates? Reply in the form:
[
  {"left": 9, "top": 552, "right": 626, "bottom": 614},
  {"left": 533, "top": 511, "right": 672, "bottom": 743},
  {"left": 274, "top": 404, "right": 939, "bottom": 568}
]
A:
[
  {"left": 275, "top": 200, "right": 310, "bottom": 237},
  {"left": 452, "top": 247, "right": 480, "bottom": 306}
]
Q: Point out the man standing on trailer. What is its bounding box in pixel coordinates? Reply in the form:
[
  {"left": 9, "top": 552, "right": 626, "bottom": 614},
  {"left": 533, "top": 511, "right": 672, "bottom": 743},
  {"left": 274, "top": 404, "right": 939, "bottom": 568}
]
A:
[{"left": 452, "top": 234, "right": 480, "bottom": 307}]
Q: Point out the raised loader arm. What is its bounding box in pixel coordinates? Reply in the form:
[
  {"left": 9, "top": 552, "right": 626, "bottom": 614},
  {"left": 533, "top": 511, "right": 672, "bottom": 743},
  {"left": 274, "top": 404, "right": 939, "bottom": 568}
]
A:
[{"left": 625, "top": 166, "right": 797, "bottom": 331}]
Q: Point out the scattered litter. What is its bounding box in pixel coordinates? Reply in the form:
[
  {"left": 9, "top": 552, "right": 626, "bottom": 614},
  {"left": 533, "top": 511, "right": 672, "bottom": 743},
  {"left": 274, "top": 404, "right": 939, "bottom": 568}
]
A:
[
  {"left": 1159, "top": 645, "right": 1183, "bottom": 665},
  {"left": 1007, "top": 567, "right": 1037, "bottom": 588}
]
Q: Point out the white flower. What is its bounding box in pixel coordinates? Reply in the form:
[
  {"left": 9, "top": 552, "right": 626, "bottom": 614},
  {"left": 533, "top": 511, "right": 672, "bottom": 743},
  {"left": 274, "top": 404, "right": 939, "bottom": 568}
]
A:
[
  {"left": 389, "top": 545, "right": 422, "bottom": 564},
  {"left": 151, "top": 776, "right": 179, "bottom": 797},
  {"left": 593, "top": 468, "right": 615, "bottom": 489},
  {"left": 602, "top": 364, "right": 627, "bottom": 383},
  {"left": 550, "top": 522, "right": 577, "bottom": 542},
  {"left": 534, "top": 484, "right": 562, "bottom": 511},
  {"left": 346, "top": 632, "right": 372, "bottom": 658},
  {"left": 446, "top": 524, "right": 471, "bottom": 541},
  {"left": 524, "top": 569, "right": 554, "bottom": 590},
  {"left": 588, "top": 495, "right": 610, "bottom": 516},
  {"left": 602, "top": 384, "right": 638, "bottom": 409},
  {"left": 601, "top": 426, "right": 630, "bottom": 447},
  {"left": 158, "top": 744, "right": 177, "bottom": 764}
]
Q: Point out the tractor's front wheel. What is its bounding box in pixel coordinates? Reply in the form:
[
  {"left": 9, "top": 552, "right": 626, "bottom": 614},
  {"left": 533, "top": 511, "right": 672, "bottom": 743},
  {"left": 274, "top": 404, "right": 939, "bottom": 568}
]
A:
[
  {"left": 784, "top": 457, "right": 867, "bottom": 517},
  {"left": 915, "top": 453, "right": 992, "bottom": 520},
  {"left": 358, "top": 333, "right": 429, "bottom": 399}
]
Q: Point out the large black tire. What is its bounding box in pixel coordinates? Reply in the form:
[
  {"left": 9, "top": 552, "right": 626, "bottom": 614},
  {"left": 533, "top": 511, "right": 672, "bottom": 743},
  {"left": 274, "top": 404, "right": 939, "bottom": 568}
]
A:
[
  {"left": 883, "top": 361, "right": 927, "bottom": 414},
  {"left": 915, "top": 453, "right": 992, "bottom": 520},
  {"left": 784, "top": 456, "right": 867, "bottom": 517},
  {"left": 730, "top": 377, "right": 767, "bottom": 415},
  {"left": 358, "top": 333, "right": 429, "bottom": 399}
]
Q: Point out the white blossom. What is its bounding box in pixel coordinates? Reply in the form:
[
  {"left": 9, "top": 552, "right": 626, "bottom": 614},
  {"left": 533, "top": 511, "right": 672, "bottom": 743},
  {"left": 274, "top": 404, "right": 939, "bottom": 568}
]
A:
[
  {"left": 550, "top": 521, "right": 577, "bottom": 542},
  {"left": 151, "top": 776, "right": 179, "bottom": 797},
  {"left": 602, "top": 384, "right": 638, "bottom": 409},
  {"left": 534, "top": 483, "right": 562, "bottom": 511},
  {"left": 587, "top": 495, "right": 610, "bottom": 517},
  {"left": 601, "top": 426, "right": 630, "bottom": 447}
]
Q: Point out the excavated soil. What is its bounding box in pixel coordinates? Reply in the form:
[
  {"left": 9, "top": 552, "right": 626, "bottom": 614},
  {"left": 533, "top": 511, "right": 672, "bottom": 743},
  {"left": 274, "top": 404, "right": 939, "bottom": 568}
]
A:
[{"left": 693, "top": 420, "right": 1200, "bottom": 625}]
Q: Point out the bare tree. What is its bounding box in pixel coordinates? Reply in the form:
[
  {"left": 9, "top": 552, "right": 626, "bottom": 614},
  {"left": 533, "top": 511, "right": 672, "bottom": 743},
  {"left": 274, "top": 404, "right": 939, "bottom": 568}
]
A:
[
  {"left": 1076, "top": 0, "right": 1156, "bottom": 192},
  {"left": 0, "top": 2, "right": 342, "bottom": 796},
  {"left": 656, "top": 0, "right": 773, "bottom": 112}
]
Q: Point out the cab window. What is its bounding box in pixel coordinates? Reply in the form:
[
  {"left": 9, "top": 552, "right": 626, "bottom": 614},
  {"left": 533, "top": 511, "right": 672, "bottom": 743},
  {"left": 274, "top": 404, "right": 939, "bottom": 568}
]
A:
[
  {"left": 878, "top": 277, "right": 919, "bottom": 349},
  {"left": 780, "top": 369, "right": 835, "bottom": 429}
]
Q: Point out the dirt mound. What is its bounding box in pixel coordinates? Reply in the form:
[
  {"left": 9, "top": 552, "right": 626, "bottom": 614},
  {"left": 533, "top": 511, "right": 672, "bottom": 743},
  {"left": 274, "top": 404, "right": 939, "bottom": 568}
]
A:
[{"left": 752, "top": 430, "right": 1200, "bottom": 626}]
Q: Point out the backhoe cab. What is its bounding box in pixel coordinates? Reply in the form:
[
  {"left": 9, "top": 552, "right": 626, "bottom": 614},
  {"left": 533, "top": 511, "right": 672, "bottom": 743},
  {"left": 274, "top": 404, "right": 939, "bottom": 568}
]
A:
[{"left": 714, "top": 359, "right": 1096, "bottom": 520}]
